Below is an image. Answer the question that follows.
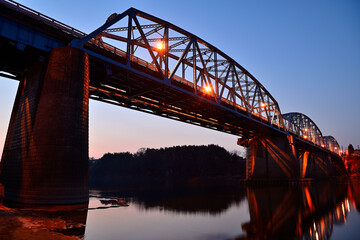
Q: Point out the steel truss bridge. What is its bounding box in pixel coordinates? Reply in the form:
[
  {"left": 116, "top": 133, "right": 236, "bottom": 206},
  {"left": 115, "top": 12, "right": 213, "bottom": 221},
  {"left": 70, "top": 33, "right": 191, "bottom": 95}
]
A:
[{"left": 0, "top": 0, "right": 341, "bottom": 156}]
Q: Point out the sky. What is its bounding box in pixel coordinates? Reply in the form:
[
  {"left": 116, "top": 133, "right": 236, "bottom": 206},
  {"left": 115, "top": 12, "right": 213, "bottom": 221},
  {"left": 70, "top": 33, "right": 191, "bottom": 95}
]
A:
[{"left": 0, "top": 0, "right": 359, "bottom": 158}]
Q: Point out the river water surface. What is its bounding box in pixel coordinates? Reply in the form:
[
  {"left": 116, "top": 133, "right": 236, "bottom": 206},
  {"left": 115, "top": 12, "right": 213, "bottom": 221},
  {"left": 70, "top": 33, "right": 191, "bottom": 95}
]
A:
[{"left": 1, "top": 179, "right": 360, "bottom": 239}]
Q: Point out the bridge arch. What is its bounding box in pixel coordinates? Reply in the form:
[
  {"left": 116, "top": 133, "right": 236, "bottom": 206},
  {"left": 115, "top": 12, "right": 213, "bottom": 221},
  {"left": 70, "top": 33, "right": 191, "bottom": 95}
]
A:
[
  {"left": 282, "top": 112, "right": 324, "bottom": 147},
  {"left": 72, "top": 7, "right": 286, "bottom": 132},
  {"left": 323, "top": 136, "right": 341, "bottom": 154}
]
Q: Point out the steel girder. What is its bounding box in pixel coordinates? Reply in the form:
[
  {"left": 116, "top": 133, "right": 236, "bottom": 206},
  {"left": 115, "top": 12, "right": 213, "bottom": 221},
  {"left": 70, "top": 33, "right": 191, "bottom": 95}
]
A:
[{"left": 70, "top": 7, "right": 285, "bottom": 131}]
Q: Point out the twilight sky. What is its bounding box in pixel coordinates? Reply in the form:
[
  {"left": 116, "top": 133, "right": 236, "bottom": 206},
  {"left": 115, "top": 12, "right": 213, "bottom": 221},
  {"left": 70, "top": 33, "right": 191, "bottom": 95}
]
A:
[{"left": 0, "top": 0, "right": 359, "bottom": 158}]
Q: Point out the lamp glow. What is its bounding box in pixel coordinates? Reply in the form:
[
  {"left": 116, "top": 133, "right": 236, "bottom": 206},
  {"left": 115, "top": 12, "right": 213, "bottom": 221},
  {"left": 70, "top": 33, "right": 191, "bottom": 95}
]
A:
[
  {"left": 204, "top": 85, "right": 212, "bottom": 93},
  {"left": 156, "top": 41, "right": 164, "bottom": 50}
]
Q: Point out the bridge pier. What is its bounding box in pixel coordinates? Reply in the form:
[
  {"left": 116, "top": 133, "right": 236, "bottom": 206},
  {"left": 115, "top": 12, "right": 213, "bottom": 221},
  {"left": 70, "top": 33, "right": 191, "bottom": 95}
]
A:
[
  {"left": 246, "top": 135, "right": 299, "bottom": 181},
  {"left": 246, "top": 135, "right": 346, "bottom": 181},
  {"left": 0, "top": 47, "right": 89, "bottom": 204},
  {"left": 300, "top": 151, "right": 333, "bottom": 179}
]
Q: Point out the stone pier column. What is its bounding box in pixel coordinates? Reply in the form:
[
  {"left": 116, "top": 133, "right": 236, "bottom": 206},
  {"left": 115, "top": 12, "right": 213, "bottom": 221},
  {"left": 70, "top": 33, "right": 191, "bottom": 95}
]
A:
[
  {"left": 302, "top": 152, "right": 333, "bottom": 179},
  {"left": 0, "top": 47, "right": 89, "bottom": 204},
  {"left": 246, "top": 135, "right": 299, "bottom": 181}
]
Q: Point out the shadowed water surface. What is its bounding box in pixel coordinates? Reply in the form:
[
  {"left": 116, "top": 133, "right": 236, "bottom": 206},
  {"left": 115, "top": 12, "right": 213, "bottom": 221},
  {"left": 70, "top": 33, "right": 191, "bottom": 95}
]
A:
[{"left": 1, "top": 179, "right": 360, "bottom": 239}]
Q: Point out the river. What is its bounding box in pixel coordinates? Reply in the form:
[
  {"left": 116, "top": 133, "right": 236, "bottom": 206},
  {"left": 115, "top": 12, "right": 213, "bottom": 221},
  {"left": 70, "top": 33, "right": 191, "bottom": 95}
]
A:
[{"left": 1, "top": 179, "right": 360, "bottom": 239}]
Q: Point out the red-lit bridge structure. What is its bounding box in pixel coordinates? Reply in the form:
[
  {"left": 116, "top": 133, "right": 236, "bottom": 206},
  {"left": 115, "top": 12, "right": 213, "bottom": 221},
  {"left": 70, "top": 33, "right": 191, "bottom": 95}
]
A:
[{"left": 0, "top": 0, "right": 346, "bottom": 204}]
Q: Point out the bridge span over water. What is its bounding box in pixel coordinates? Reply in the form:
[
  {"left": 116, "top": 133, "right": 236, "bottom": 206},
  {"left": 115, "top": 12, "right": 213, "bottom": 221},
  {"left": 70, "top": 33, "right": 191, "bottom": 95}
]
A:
[{"left": 0, "top": 0, "right": 346, "bottom": 204}]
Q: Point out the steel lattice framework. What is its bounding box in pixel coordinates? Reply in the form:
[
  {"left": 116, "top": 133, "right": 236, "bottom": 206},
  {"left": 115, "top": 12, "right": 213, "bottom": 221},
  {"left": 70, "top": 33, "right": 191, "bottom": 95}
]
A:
[
  {"left": 323, "top": 136, "right": 341, "bottom": 154},
  {"left": 282, "top": 112, "right": 324, "bottom": 146},
  {"left": 282, "top": 112, "right": 342, "bottom": 155},
  {"left": 71, "top": 8, "right": 285, "bottom": 129}
]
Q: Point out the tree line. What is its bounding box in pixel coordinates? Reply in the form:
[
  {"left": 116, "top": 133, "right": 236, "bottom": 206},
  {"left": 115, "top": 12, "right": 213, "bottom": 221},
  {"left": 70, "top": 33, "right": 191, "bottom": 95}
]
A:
[{"left": 89, "top": 144, "right": 246, "bottom": 188}]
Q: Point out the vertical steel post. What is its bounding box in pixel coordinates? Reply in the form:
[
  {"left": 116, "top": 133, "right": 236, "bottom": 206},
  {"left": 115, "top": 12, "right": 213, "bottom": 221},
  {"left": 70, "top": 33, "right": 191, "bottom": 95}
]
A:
[
  {"left": 126, "top": 14, "right": 132, "bottom": 66},
  {"left": 193, "top": 39, "right": 197, "bottom": 94}
]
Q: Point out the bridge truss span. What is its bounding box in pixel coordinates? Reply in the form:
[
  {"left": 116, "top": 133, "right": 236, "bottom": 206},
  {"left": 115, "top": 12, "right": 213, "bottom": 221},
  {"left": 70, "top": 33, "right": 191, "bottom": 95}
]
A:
[
  {"left": 71, "top": 7, "right": 286, "bottom": 137},
  {"left": 282, "top": 112, "right": 342, "bottom": 155},
  {"left": 323, "top": 136, "right": 341, "bottom": 154}
]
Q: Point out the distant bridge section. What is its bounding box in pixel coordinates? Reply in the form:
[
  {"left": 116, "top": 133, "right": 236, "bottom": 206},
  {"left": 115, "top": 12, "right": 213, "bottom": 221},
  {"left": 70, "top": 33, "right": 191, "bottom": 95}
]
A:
[
  {"left": 282, "top": 112, "right": 342, "bottom": 155},
  {"left": 0, "top": 0, "right": 341, "bottom": 156}
]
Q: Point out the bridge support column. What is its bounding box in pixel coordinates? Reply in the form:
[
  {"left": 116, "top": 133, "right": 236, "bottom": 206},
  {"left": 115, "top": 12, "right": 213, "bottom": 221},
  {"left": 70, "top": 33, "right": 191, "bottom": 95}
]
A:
[
  {"left": 300, "top": 151, "right": 333, "bottom": 179},
  {"left": 246, "top": 135, "right": 299, "bottom": 181},
  {"left": 0, "top": 47, "right": 89, "bottom": 204}
]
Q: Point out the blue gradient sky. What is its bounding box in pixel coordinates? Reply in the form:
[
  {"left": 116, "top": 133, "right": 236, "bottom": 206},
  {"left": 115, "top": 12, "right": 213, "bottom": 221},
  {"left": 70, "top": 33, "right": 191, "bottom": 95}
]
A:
[{"left": 0, "top": 0, "right": 359, "bottom": 158}]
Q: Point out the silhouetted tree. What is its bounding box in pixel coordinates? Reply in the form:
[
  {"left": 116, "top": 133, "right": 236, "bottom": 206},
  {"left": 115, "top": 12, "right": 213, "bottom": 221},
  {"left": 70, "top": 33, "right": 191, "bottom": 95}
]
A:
[{"left": 348, "top": 144, "right": 355, "bottom": 155}]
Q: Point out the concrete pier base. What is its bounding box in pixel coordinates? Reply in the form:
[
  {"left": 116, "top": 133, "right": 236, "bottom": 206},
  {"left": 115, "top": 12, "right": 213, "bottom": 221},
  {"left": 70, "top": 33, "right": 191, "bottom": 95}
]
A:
[
  {"left": 300, "top": 151, "right": 333, "bottom": 179},
  {"left": 246, "top": 135, "right": 346, "bottom": 181},
  {"left": 246, "top": 135, "right": 299, "bottom": 181},
  {"left": 0, "top": 47, "right": 89, "bottom": 204}
]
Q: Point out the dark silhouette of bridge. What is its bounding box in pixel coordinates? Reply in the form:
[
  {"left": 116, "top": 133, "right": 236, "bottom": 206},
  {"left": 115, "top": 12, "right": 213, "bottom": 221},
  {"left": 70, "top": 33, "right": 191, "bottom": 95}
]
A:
[{"left": 0, "top": 0, "right": 346, "bottom": 204}]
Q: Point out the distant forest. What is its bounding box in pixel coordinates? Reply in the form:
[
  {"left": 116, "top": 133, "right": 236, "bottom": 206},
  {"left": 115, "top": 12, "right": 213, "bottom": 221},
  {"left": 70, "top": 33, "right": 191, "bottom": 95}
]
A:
[{"left": 89, "top": 145, "right": 246, "bottom": 188}]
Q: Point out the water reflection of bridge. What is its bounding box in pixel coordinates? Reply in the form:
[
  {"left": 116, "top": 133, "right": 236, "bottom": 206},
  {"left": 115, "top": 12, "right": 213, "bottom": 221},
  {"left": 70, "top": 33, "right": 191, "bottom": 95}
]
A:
[
  {"left": 242, "top": 182, "right": 351, "bottom": 239},
  {"left": 1, "top": 179, "right": 360, "bottom": 239},
  {"left": 100, "top": 179, "right": 359, "bottom": 239}
]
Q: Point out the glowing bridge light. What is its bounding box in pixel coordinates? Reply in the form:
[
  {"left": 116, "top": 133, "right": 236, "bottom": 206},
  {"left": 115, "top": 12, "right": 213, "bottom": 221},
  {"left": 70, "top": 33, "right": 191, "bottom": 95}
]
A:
[
  {"left": 304, "top": 128, "right": 308, "bottom": 132},
  {"left": 155, "top": 41, "right": 164, "bottom": 50},
  {"left": 204, "top": 85, "right": 212, "bottom": 93},
  {"left": 260, "top": 102, "right": 267, "bottom": 108}
]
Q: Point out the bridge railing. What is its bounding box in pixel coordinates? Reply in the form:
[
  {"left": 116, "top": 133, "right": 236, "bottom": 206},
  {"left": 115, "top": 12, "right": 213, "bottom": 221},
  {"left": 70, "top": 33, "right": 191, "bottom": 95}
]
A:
[{"left": 0, "top": 0, "right": 86, "bottom": 38}]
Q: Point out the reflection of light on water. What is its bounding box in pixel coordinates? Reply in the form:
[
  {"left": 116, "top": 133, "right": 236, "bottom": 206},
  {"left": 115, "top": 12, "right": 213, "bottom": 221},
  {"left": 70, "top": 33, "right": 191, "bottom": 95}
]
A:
[
  {"left": 346, "top": 199, "right": 350, "bottom": 212},
  {"left": 307, "top": 197, "right": 353, "bottom": 239},
  {"left": 342, "top": 204, "right": 346, "bottom": 223}
]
